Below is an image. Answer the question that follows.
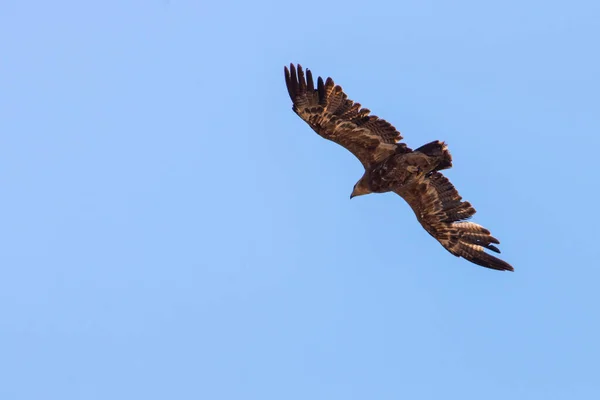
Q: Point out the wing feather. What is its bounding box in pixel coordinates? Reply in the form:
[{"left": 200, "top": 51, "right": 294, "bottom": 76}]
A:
[
  {"left": 398, "top": 172, "right": 513, "bottom": 271},
  {"left": 284, "top": 63, "right": 410, "bottom": 167}
]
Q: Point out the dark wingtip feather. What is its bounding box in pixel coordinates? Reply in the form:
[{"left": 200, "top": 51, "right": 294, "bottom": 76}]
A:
[
  {"left": 470, "top": 252, "right": 514, "bottom": 272},
  {"left": 484, "top": 244, "right": 501, "bottom": 253},
  {"left": 297, "top": 64, "right": 306, "bottom": 94},
  {"left": 284, "top": 65, "right": 293, "bottom": 100},
  {"left": 285, "top": 63, "right": 299, "bottom": 101},
  {"left": 317, "top": 76, "right": 325, "bottom": 103},
  {"left": 306, "top": 69, "right": 314, "bottom": 92},
  {"left": 290, "top": 63, "right": 298, "bottom": 90}
]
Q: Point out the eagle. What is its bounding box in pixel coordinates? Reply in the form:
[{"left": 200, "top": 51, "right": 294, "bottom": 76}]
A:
[{"left": 284, "top": 63, "right": 513, "bottom": 272}]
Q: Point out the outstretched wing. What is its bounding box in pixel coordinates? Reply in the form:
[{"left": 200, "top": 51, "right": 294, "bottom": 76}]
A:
[
  {"left": 398, "top": 172, "right": 513, "bottom": 271},
  {"left": 284, "top": 63, "right": 410, "bottom": 168}
]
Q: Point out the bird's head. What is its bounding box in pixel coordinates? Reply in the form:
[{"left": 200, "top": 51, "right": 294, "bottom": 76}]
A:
[{"left": 350, "top": 176, "right": 372, "bottom": 199}]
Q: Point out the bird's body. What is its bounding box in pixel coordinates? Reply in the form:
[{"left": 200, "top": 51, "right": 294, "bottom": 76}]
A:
[
  {"left": 284, "top": 63, "right": 513, "bottom": 272},
  {"left": 356, "top": 144, "right": 449, "bottom": 196}
]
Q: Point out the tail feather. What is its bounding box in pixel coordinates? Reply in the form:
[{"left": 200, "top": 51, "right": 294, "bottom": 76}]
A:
[{"left": 415, "top": 140, "right": 452, "bottom": 171}]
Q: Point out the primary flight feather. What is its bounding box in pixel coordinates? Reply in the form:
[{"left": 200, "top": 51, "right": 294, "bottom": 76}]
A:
[{"left": 284, "top": 63, "right": 513, "bottom": 272}]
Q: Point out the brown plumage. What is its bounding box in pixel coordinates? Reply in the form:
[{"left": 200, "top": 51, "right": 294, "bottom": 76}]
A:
[{"left": 284, "top": 63, "right": 513, "bottom": 272}]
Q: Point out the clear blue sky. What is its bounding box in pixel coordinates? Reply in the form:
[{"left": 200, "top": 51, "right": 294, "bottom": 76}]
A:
[{"left": 2, "top": 1, "right": 599, "bottom": 399}]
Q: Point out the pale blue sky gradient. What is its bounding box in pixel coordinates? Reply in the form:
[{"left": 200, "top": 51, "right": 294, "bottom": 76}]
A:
[{"left": 2, "top": 1, "right": 600, "bottom": 399}]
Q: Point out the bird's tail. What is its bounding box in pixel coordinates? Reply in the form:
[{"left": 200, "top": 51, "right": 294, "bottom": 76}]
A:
[{"left": 414, "top": 140, "right": 453, "bottom": 171}]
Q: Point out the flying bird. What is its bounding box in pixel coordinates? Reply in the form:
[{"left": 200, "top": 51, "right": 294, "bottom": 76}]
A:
[{"left": 284, "top": 63, "right": 513, "bottom": 271}]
